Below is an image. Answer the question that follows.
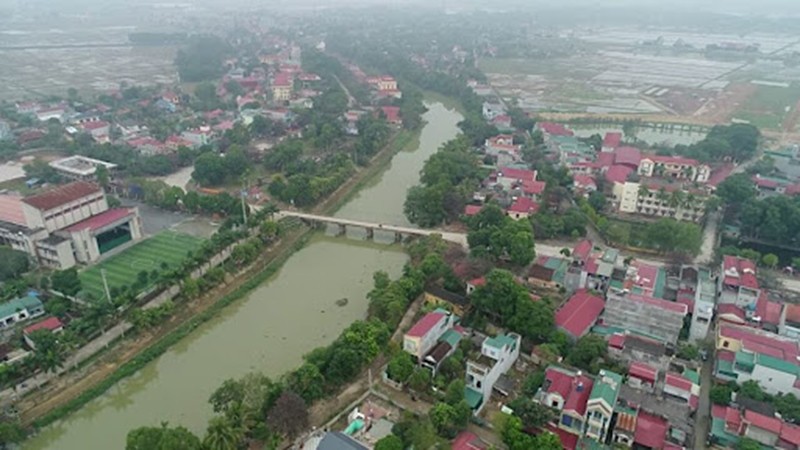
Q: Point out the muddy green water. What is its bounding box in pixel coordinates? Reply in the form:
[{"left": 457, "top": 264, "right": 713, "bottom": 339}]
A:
[{"left": 25, "top": 101, "right": 463, "bottom": 449}]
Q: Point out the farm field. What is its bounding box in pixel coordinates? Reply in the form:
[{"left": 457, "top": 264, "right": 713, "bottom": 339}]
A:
[
  {"left": 733, "top": 82, "right": 800, "bottom": 130},
  {"left": 79, "top": 230, "right": 203, "bottom": 300}
]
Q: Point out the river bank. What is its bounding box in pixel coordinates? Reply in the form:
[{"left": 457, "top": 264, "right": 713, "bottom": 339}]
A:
[{"left": 23, "top": 101, "right": 463, "bottom": 449}]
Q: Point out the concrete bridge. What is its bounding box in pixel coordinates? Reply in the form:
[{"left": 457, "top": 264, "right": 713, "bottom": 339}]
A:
[{"left": 274, "top": 211, "right": 468, "bottom": 247}]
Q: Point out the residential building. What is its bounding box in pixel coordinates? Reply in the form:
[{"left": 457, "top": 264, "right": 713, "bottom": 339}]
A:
[
  {"left": 780, "top": 303, "right": 800, "bottom": 339},
  {"left": 711, "top": 405, "right": 800, "bottom": 449},
  {"left": 181, "top": 127, "right": 214, "bottom": 147},
  {"left": 584, "top": 370, "right": 623, "bottom": 443},
  {"left": 423, "top": 287, "right": 468, "bottom": 317},
  {"left": 603, "top": 292, "right": 688, "bottom": 344},
  {"left": 627, "top": 362, "right": 658, "bottom": 392},
  {"left": 536, "top": 122, "right": 574, "bottom": 137},
  {"left": 464, "top": 333, "right": 521, "bottom": 414},
  {"left": 527, "top": 255, "right": 568, "bottom": 289},
  {"left": 719, "top": 255, "right": 761, "bottom": 309},
  {"left": 0, "top": 181, "right": 143, "bottom": 269},
  {"left": 537, "top": 366, "right": 593, "bottom": 437},
  {"left": 607, "top": 333, "right": 669, "bottom": 372},
  {"left": 421, "top": 328, "right": 463, "bottom": 375},
  {"left": 573, "top": 174, "right": 597, "bottom": 197},
  {"left": 313, "top": 432, "right": 368, "bottom": 450},
  {"left": 554, "top": 289, "right": 605, "bottom": 340},
  {"left": 49, "top": 156, "right": 117, "bottom": 182},
  {"left": 481, "top": 102, "right": 505, "bottom": 121},
  {"left": 715, "top": 324, "right": 800, "bottom": 396},
  {"left": 0, "top": 295, "right": 44, "bottom": 329},
  {"left": 403, "top": 310, "right": 457, "bottom": 362},
  {"left": 687, "top": 266, "right": 717, "bottom": 342},
  {"left": 23, "top": 317, "right": 64, "bottom": 349},
  {"left": 663, "top": 371, "right": 700, "bottom": 407},
  {"left": 506, "top": 197, "right": 539, "bottom": 220},
  {"left": 490, "top": 115, "right": 513, "bottom": 132},
  {"left": 601, "top": 132, "right": 622, "bottom": 152},
  {"left": 484, "top": 135, "right": 521, "bottom": 160},
  {"left": 451, "top": 431, "right": 488, "bottom": 450},
  {"left": 379, "top": 106, "right": 401, "bottom": 125},
  {"left": 271, "top": 72, "right": 293, "bottom": 102},
  {"left": 77, "top": 120, "right": 110, "bottom": 140},
  {"left": 376, "top": 76, "right": 397, "bottom": 91}
]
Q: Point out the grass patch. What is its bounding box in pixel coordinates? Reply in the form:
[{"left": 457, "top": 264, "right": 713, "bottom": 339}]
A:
[
  {"left": 79, "top": 231, "right": 203, "bottom": 299},
  {"left": 734, "top": 82, "right": 800, "bottom": 130}
]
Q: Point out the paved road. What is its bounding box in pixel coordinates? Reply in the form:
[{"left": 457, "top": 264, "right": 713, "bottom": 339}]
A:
[{"left": 693, "top": 330, "right": 716, "bottom": 450}]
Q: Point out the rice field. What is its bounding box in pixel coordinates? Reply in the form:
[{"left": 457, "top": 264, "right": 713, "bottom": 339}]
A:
[{"left": 80, "top": 230, "right": 203, "bottom": 299}]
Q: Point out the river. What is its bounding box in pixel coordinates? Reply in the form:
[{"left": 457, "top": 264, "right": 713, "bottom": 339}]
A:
[{"left": 25, "top": 101, "right": 463, "bottom": 449}]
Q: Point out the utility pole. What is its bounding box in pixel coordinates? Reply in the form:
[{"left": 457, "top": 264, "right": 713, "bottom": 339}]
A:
[
  {"left": 101, "top": 268, "right": 112, "bottom": 304},
  {"left": 241, "top": 180, "right": 248, "bottom": 227}
]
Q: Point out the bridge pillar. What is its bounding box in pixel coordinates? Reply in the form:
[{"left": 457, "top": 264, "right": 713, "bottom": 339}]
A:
[
  {"left": 365, "top": 228, "right": 374, "bottom": 240},
  {"left": 337, "top": 224, "right": 346, "bottom": 236},
  {"left": 394, "top": 232, "right": 403, "bottom": 243}
]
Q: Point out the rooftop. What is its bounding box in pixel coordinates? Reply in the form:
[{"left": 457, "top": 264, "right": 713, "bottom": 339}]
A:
[
  {"left": 602, "top": 132, "right": 622, "bottom": 149},
  {"left": 605, "top": 165, "right": 634, "bottom": 184},
  {"left": 590, "top": 370, "right": 623, "bottom": 407},
  {"left": 63, "top": 208, "right": 133, "bottom": 233},
  {"left": 555, "top": 289, "right": 605, "bottom": 338},
  {"left": 23, "top": 316, "right": 63, "bottom": 334},
  {"left": 628, "top": 361, "right": 658, "bottom": 383},
  {"left": 406, "top": 311, "right": 446, "bottom": 338},
  {"left": 0, "top": 194, "right": 27, "bottom": 226},
  {"left": 0, "top": 295, "right": 42, "bottom": 320},
  {"left": 722, "top": 255, "right": 759, "bottom": 290},
  {"left": 634, "top": 411, "right": 668, "bottom": 449},
  {"left": 49, "top": 155, "right": 117, "bottom": 176},
  {"left": 23, "top": 181, "right": 102, "bottom": 211}
]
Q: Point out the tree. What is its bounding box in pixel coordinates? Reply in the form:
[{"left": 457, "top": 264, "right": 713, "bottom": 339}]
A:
[
  {"left": 522, "top": 370, "right": 546, "bottom": 396},
  {"left": 739, "top": 380, "right": 768, "bottom": 402},
  {"left": 710, "top": 384, "right": 733, "bottom": 406},
  {"left": 374, "top": 434, "right": 404, "bottom": 450},
  {"left": 266, "top": 390, "right": 309, "bottom": 439},
  {"left": 508, "top": 396, "right": 556, "bottom": 428},
  {"left": 0, "top": 247, "right": 30, "bottom": 282},
  {"left": 286, "top": 363, "right": 326, "bottom": 403},
  {"left": 676, "top": 343, "right": 699, "bottom": 361},
  {"left": 716, "top": 174, "right": 757, "bottom": 208},
  {"left": 735, "top": 437, "right": 763, "bottom": 450},
  {"left": 193, "top": 153, "right": 227, "bottom": 186},
  {"left": 408, "top": 367, "right": 431, "bottom": 393},
  {"left": 533, "top": 433, "right": 562, "bottom": 450},
  {"left": 0, "top": 421, "right": 24, "bottom": 449},
  {"left": 51, "top": 268, "right": 82, "bottom": 297},
  {"left": 444, "top": 379, "right": 466, "bottom": 406},
  {"left": 762, "top": 253, "right": 779, "bottom": 269},
  {"left": 386, "top": 352, "right": 415, "bottom": 384},
  {"left": 588, "top": 191, "right": 606, "bottom": 212},
  {"left": 30, "top": 329, "right": 66, "bottom": 374},
  {"left": 566, "top": 335, "right": 607, "bottom": 372},
  {"left": 429, "top": 401, "right": 471, "bottom": 438},
  {"left": 501, "top": 415, "right": 537, "bottom": 450},
  {"left": 127, "top": 423, "right": 202, "bottom": 450},
  {"left": 202, "top": 416, "right": 243, "bottom": 450}
]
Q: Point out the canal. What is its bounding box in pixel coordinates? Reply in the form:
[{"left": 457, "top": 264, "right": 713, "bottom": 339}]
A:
[{"left": 25, "top": 101, "right": 463, "bottom": 449}]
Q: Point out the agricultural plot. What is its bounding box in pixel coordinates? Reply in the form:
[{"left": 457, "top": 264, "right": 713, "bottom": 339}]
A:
[
  {"left": 80, "top": 231, "right": 203, "bottom": 300},
  {"left": 733, "top": 82, "right": 800, "bottom": 130}
]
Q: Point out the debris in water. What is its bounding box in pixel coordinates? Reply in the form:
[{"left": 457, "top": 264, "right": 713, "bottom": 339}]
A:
[{"left": 335, "top": 297, "right": 349, "bottom": 307}]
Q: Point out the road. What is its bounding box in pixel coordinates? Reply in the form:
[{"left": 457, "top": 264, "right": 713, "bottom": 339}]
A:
[{"left": 693, "top": 351, "right": 715, "bottom": 450}]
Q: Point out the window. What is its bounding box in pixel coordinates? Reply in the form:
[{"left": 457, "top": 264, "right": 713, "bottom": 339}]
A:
[
  {"left": 723, "top": 340, "right": 729, "bottom": 348},
  {"left": 561, "top": 415, "right": 573, "bottom": 427}
]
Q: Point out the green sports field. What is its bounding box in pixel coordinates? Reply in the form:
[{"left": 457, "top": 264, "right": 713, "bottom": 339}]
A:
[{"left": 80, "top": 231, "right": 204, "bottom": 300}]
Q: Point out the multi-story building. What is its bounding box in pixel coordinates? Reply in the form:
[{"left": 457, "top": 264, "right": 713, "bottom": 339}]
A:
[
  {"left": 537, "top": 366, "right": 593, "bottom": 437},
  {"left": 271, "top": 72, "right": 293, "bottom": 102},
  {"left": 181, "top": 127, "right": 214, "bottom": 147},
  {"left": 603, "top": 292, "right": 688, "bottom": 344},
  {"left": 719, "top": 255, "right": 761, "bottom": 309},
  {"left": 49, "top": 156, "right": 117, "bottom": 182},
  {"left": 715, "top": 324, "right": 800, "bottom": 396},
  {"left": 402, "top": 310, "right": 457, "bottom": 362},
  {"left": 637, "top": 155, "right": 711, "bottom": 183},
  {"left": 617, "top": 180, "right": 707, "bottom": 222},
  {"left": 464, "top": 333, "right": 521, "bottom": 414},
  {"left": 584, "top": 370, "right": 623, "bottom": 443},
  {"left": 0, "top": 181, "right": 143, "bottom": 269},
  {"left": 711, "top": 405, "right": 800, "bottom": 449}
]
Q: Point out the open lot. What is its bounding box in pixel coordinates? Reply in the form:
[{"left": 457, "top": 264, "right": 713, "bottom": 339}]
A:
[
  {"left": 732, "top": 82, "right": 800, "bottom": 130},
  {"left": 79, "top": 230, "right": 203, "bottom": 299}
]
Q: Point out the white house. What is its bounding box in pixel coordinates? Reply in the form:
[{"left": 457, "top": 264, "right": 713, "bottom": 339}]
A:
[
  {"left": 403, "top": 310, "right": 456, "bottom": 362},
  {"left": 465, "top": 333, "right": 521, "bottom": 414}
]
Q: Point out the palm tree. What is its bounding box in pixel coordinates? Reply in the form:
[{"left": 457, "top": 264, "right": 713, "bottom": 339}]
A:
[
  {"left": 669, "top": 190, "right": 684, "bottom": 209},
  {"left": 203, "top": 416, "right": 243, "bottom": 450},
  {"left": 638, "top": 184, "right": 651, "bottom": 199},
  {"left": 656, "top": 188, "right": 669, "bottom": 204}
]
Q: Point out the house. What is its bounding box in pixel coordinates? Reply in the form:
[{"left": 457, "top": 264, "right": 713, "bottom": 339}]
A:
[
  {"left": 633, "top": 411, "right": 670, "bottom": 450},
  {"left": 23, "top": 317, "right": 64, "bottom": 349},
  {"left": 464, "top": 333, "right": 521, "bottom": 414},
  {"left": 403, "top": 310, "right": 457, "bottom": 362},
  {"left": 424, "top": 287, "right": 469, "bottom": 317},
  {"left": 603, "top": 292, "right": 688, "bottom": 344},
  {"left": 719, "top": 255, "right": 760, "bottom": 309},
  {"left": 627, "top": 362, "right": 658, "bottom": 392},
  {"left": 314, "top": 432, "right": 368, "bottom": 450},
  {"left": 451, "top": 431, "right": 487, "bottom": 450},
  {"left": 49, "top": 155, "right": 117, "bottom": 182},
  {"left": 536, "top": 122, "right": 574, "bottom": 137},
  {"left": 465, "top": 277, "right": 485, "bottom": 295},
  {"left": 35, "top": 106, "right": 66, "bottom": 122},
  {"left": 714, "top": 324, "right": 800, "bottom": 396},
  {"left": 181, "top": 127, "right": 214, "bottom": 147},
  {"left": 781, "top": 303, "right": 800, "bottom": 339},
  {"left": 663, "top": 371, "right": 700, "bottom": 406},
  {"left": 491, "top": 115, "right": 513, "bottom": 132},
  {"left": 379, "top": 106, "right": 401, "bottom": 125},
  {"left": 537, "top": 366, "right": 594, "bottom": 437},
  {"left": 126, "top": 137, "right": 166, "bottom": 156},
  {"left": 0, "top": 295, "right": 45, "bottom": 329},
  {"left": 601, "top": 132, "right": 622, "bottom": 152},
  {"left": 484, "top": 135, "right": 521, "bottom": 159},
  {"left": 0, "top": 181, "right": 143, "bottom": 269},
  {"left": 711, "top": 406, "right": 800, "bottom": 449},
  {"left": 271, "top": 72, "right": 293, "bottom": 101},
  {"left": 527, "top": 255, "right": 568, "bottom": 289},
  {"left": 422, "top": 328, "right": 463, "bottom": 375},
  {"left": 573, "top": 174, "right": 597, "bottom": 197},
  {"left": 638, "top": 155, "right": 711, "bottom": 183},
  {"left": 688, "top": 266, "right": 717, "bottom": 343},
  {"left": 584, "top": 370, "right": 623, "bottom": 443},
  {"left": 554, "top": 289, "right": 605, "bottom": 340},
  {"left": 506, "top": 197, "right": 539, "bottom": 220},
  {"left": 481, "top": 102, "right": 505, "bottom": 121}
]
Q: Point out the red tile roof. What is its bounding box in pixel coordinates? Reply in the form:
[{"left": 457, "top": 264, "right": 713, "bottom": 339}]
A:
[
  {"left": 707, "top": 163, "right": 735, "bottom": 188},
  {"left": 23, "top": 182, "right": 102, "bottom": 211},
  {"left": 634, "top": 411, "right": 668, "bottom": 449},
  {"left": 380, "top": 106, "right": 401, "bottom": 123},
  {"left": 64, "top": 208, "right": 133, "bottom": 232},
  {"left": 781, "top": 423, "right": 800, "bottom": 447},
  {"left": 632, "top": 261, "right": 659, "bottom": 291},
  {"left": 537, "top": 122, "right": 573, "bottom": 136},
  {"left": 614, "top": 146, "right": 642, "bottom": 168},
  {"left": 597, "top": 152, "right": 615, "bottom": 168},
  {"left": 498, "top": 166, "right": 536, "bottom": 181},
  {"left": 555, "top": 289, "right": 605, "bottom": 338},
  {"left": 572, "top": 239, "right": 593, "bottom": 261},
  {"left": 451, "top": 431, "right": 487, "bottom": 450},
  {"left": 507, "top": 197, "right": 539, "bottom": 214},
  {"left": 719, "top": 325, "right": 799, "bottom": 363},
  {"left": 468, "top": 277, "right": 486, "bottom": 288},
  {"left": 406, "top": 311, "right": 446, "bottom": 338},
  {"left": 717, "top": 304, "right": 746, "bottom": 324},
  {"left": 602, "top": 132, "right": 622, "bottom": 149},
  {"left": 24, "top": 317, "right": 63, "bottom": 334},
  {"left": 464, "top": 205, "right": 482, "bottom": 216},
  {"left": 573, "top": 174, "right": 596, "bottom": 188},
  {"left": 544, "top": 367, "right": 573, "bottom": 399},
  {"left": 522, "top": 179, "right": 546, "bottom": 195},
  {"left": 608, "top": 333, "right": 626, "bottom": 349},
  {"left": 712, "top": 404, "right": 728, "bottom": 419},
  {"left": 545, "top": 424, "right": 578, "bottom": 450},
  {"left": 725, "top": 407, "right": 742, "bottom": 432},
  {"left": 722, "top": 255, "right": 759, "bottom": 290},
  {"left": 80, "top": 120, "right": 109, "bottom": 131},
  {"left": 665, "top": 372, "right": 694, "bottom": 391},
  {"left": 786, "top": 303, "right": 800, "bottom": 325},
  {"left": 491, "top": 114, "right": 511, "bottom": 125},
  {"left": 648, "top": 154, "right": 699, "bottom": 166},
  {"left": 625, "top": 293, "right": 689, "bottom": 315},
  {"left": 745, "top": 409, "right": 782, "bottom": 435},
  {"left": 273, "top": 72, "right": 293, "bottom": 87},
  {"left": 628, "top": 362, "right": 658, "bottom": 383},
  {"left": 564, "top": 376, "right": 593, "bottom": 416},
  {"left": 605, "top": 165, "right": 633, "bottom": 184},
  {"left": 0, "top": 194, "right": 27, "bottom": 226},
  {"left": 755, "top": 293, "right": 782, "bottom": 326}
]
